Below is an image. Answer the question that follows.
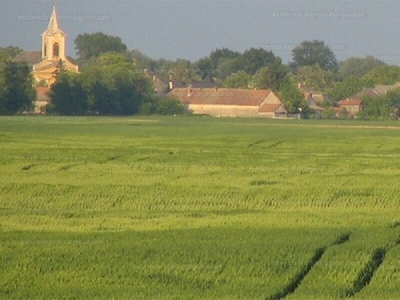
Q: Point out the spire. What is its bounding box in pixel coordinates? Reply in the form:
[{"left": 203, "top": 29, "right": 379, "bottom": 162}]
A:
[
  {"left": 43, "top": 6, "right": 64, "bottom": 36},
  {"left": 47, "top": 6, "right": 59, "bottom": 34}
]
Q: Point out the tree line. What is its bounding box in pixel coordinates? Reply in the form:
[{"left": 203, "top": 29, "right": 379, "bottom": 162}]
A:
[{"left": 1, "top": 32, "right": 400, "bottom": 119}]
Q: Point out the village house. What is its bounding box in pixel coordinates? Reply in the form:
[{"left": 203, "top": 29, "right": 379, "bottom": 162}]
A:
[
  {"left": 337, "top": 99, "right": 363, "bottom": 116},
  {"left": 35, "top": 87, "right": 51, "bottom": 114},
  {"left": 335, "top": 82, "right": 400, "bottom": 116},
  {"left": 144, "top": 70, "right": 185, "bottom": 95},
  {"left": 298, "top": 84, "right": 329, "bottom": 105},
  {"left": 303, "top": 92, "right": 325, "bottom": 114},
  {"left": 169, "top": 87, "right": 288, "bottom": 118},
  {"left": 343, "top": 83, "right": 400, "bottom": 102}
]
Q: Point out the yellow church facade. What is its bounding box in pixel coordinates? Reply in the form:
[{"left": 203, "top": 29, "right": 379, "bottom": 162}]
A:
[
  {"left": 12, "top": 6, "right": 79, "bottom": 112},
  {"left": 32, "top": 6, "right": 79, "bottom": 86}
]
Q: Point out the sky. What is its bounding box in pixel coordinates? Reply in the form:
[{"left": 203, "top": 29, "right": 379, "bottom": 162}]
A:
[{"left": 1, "top": 0, "right": 400, "bottom": 65}]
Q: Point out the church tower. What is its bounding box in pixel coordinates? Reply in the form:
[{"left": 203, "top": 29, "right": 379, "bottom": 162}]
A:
[
  {"left": 32, "top": 6, "right": 79, "bottom": 86},
  {"left": 41, "top": 6, "right": 67, "bottom": 61}
]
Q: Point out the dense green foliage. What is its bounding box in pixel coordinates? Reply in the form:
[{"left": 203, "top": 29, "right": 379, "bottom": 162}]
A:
[
  {"left": 338, "top": 56, "right": 386, "bottom": 79},
  {"left": 295, "top": 64, "right": 334, "bottom": 92},
  {"left": 0, "top": 61, "right": 35, "bottom": 114},
  {"left": 0, "top": 117, "right": 399, "bottom": 298},
  {"left": 49, "top": 53, "right": 157, "bottom": 115},
  {"left": 276, "top": 77, "right": 306, "bottom": 113},
  {"left": 139, "top": 95, "right": 184, "bottom": 115},
  {"left": 290, "top": 40, "right": 338, "bottom": 71},
  {"left": 74, "top": 32, "right": 127, "bottom": 64},
  {"left": 222, "top": 71, "right": 251, "bottom": 88},
  {"left": 48, "top": 73, "right": 88, "bottom": 115},
  {"left": 329, "top": 76, "right": 374, "bottom": 102},
  {"left": 363, "top": 65, "right": 400, "bottom": 85},
  {"left": 359, "top": 88, "right": 400, "bottom": 120}
]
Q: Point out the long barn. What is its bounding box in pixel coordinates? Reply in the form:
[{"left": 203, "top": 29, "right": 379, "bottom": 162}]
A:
[{"left": 169, "top": 87, "right": 288, "bottom": 118}]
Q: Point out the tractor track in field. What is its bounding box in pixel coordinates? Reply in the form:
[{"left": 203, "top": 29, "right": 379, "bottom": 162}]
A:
[
  {"left": 21, "top": 164, "right": 36, "bottom": 171},
  {"left": 247, "top": 139, "right": 283, "bottom": 148},
  {"left": 346, "top": 236, "right": 400, "bottom": 297},
  {"left": 266, "top": 233, "right": 351, "bottom": 300}
]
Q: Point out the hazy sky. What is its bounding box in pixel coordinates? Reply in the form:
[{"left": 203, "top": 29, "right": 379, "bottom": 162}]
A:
[{"left": 1, "top": 0, "right": 399, "bottom": 65}]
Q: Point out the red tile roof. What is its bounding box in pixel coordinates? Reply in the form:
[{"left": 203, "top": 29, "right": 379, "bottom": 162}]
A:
[
  {"left": 169, "top": 88, "right": 272, "bottom": 106},
  {"left": 36, "top": 87, "right": 50, "bottom": 101},
  {"left": 258, "top": 103, "right": 282, "bottom": 113},
  {"left": 303, "top": 92, "right": 312, "bottom": 99},
  {"left": 338, "top": 99, "right": 362, "bottom": 106}
]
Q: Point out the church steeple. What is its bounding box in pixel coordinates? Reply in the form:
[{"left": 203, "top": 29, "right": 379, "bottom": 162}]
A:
[
  {"left": 41, "top": 6, "right": 66, "bottom": 60},
  {"left": 32, "top": 5, "right": 79, "bottom": 88},
  {"left": 46, "top": 6, "right": 61, "bottom": 35}
]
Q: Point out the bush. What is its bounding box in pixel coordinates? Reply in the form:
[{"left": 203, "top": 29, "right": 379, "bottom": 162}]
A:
[{"left": 140, "top": 95, "right": 184, "bottom": 116}]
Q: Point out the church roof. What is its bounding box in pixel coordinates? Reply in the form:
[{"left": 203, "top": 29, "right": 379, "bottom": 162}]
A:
[
  {"left": 12, "top": 51, "right": 42, "bottom": 65},
  {"left": 42, "top": 6, "right": 65, "bottom": 36}
]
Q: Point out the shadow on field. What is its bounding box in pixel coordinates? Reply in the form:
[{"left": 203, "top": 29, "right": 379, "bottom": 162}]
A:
[{"left": 266, "top": 233, "right": 351, "bottom": 300}]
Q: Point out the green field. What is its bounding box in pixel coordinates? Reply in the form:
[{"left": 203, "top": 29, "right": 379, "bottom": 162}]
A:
[{"left": 0, "top": 116, "right": 399, "bottom": 299}]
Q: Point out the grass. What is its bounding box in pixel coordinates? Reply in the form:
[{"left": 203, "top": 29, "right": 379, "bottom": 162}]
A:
[{"left": 0, "top": 115, "right": 399, "bottom": 299}]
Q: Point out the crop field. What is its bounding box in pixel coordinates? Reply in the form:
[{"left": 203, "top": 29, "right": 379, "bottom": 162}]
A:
[{"left": 0, "top": 115, "right": 399, "bottom": 299}]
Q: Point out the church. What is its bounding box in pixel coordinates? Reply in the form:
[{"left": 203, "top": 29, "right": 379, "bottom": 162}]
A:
[
  {"left": 13, "top": 6, "right": 79, "bottom": 112},
  {"left": 14, "top": 6, "right": 79, "bottom": 86}
]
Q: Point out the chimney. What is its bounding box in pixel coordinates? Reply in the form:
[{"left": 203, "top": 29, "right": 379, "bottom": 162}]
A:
[
  {"left": 168, "top": 73, "right": 174, "bottom": 91},
  {"left": 187, "top": 85, "right": 192, "bottom": 96}
]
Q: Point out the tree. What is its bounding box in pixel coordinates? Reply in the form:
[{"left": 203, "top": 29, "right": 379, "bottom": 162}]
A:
[
  {"left": 0, "top": 46, "right": 23, "bottom": 60},
  {"left": 384, "top": 88, "right": 400, "bottom": 119},
  {"left": 74, "top": 32, "right": 127, "bottom": 63},
  {"left": 155, "top": 96, "right": 184, "bottom": 115},
  {"left": 241, "top": 47, "right": 276, "bottom": 75},
  {"left": 223, "top": 71, "right": 251, "bottom": 88},
  {"left": 295, "top": 64, "right": 334, "bottom": 92},
  {"left": 0, "top": 61, "right": 35, "bottom": 114},
  {"left": 363, "top": 65, "right": 400, "bottom": 85},
  {"left": 139, "top": 95, "right": 184, "bottom": 115},
  {"left": 329, "top": 76, "right": 374, "bottom": 102},
  {"left": 170, "top": 59, "right": 199, "bottom": 84},
  {"left": 358, "top": 95, "right": 390, "bottom": 120},
  {"left": 48, "top": 72, "right": 88, "bottom": 115},
  {"left": 252, "top": 58, "right": 288, "bottom": 91},
  {"left": 277, "top": 77, "right": 305, "bottom": 113},
  {"left": 126, "top": 49, "right": 157, "bottom": 71},
  {"left": 291, "top": 40, "right": 338, "bottom": 71},
  {"left": 338, "top": 56, "right": 386, "bottom": 79},
  {"left": 195, "top": 48, "right": 240, "bottom": 79},
  {"left": 51, "top": 59, "right": 67, "bottom": 81},
  {"left": 81, "top": 52, "right": 153, "bottom": 115}
]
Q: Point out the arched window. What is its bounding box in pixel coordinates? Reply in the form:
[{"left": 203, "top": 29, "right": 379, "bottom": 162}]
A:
[
  {"left": 53, "top": 43, "right": 59, "bottom": 58},
  {"left": 44, "top": 44, "right": 47, "bottom": 57}
]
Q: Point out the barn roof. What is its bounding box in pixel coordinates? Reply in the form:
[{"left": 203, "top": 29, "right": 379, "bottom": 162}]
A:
[
  {"left": 169, "top": 88, "right": 272, "bottom": 106},
  {"left": 258, "top": 103, "right": 283, "bottom": 113}
]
